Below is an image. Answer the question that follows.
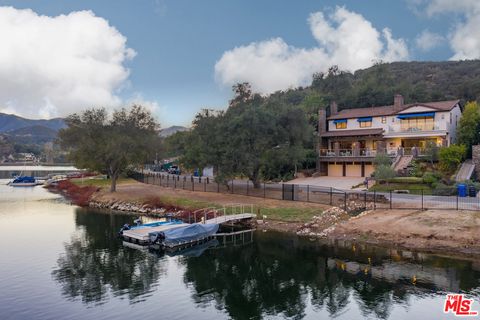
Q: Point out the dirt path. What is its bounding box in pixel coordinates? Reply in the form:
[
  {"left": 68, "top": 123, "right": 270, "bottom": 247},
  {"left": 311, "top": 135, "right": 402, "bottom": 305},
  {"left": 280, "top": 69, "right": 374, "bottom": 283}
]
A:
[{"left": 331, "top": 209, "right": 480, "bottom": 257}]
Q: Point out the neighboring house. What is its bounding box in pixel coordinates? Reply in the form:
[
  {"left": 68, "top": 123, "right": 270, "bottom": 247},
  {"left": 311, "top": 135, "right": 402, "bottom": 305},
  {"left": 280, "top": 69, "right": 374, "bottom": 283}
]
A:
[{"left": 317, "top": 94, "right": 462, "bottom": 177}]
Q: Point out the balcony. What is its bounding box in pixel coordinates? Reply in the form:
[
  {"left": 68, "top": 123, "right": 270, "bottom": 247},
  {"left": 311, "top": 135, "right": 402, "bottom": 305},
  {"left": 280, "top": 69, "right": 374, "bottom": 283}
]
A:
[
  {"left": 319, "top": 147, "right": 426, "bottom": 162},
  {"left": 319, "top": 148, "right": 380, "bottom": 162},
  {"left": 384, "top": 124, "right": 447, "bottom": 138}
]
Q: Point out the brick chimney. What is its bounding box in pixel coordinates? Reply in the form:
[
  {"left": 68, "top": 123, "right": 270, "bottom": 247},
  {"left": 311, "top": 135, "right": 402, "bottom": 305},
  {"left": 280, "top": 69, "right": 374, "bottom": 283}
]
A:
[
  {"left": 330, "top": 101, "right": 338, "bottom": 115},
  {"left": 394, "top": 94, "right": 404, "bottom": 111},
  {"left": 318, "top": 108, "right": 327, "bottom": 134}
]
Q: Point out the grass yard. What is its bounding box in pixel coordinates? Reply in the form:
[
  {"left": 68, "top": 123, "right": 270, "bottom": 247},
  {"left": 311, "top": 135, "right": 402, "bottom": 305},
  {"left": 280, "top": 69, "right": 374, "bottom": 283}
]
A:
[
  {"left": 369, "top": 183, "right": 433, "bottom": 195},
  {"left": 70, "top": 177, "right": 136, "bottom": 188}
]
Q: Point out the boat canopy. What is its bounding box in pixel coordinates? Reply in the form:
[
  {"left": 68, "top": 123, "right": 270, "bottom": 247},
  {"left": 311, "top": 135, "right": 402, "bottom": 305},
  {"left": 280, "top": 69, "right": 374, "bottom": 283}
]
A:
[
  {"left": 149, "top": 223, "right": 219, "bottom": 247},
  {"left": 12, "top": 176, "right": 35, "bottom": 183}
]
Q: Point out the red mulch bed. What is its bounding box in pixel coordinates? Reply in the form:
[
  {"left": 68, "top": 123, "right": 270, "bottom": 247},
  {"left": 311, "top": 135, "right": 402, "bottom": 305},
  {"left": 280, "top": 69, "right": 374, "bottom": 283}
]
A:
[{"left": 47, "top": 180, "right": 99, "bottom": 206}]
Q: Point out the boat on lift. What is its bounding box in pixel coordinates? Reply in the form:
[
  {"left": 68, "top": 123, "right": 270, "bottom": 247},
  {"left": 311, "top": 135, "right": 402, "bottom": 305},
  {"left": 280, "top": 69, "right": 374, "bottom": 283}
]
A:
[{"left": 7, "top": 176, "right": 38, "bottom": 187}]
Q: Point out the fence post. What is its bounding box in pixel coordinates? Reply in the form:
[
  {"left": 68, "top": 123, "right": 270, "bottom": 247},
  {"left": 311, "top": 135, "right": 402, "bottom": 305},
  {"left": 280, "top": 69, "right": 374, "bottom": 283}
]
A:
[
  {"left": 389, "top": 190, "right": 392, "bottom": 209},
  {"left": 364, "top": 191, "right": 367, "bottom": 209},
  {"left": 167, "top": 175, "right": 169, "bottom": 187},
  {"left": 330, "top": 187, "right": 333, "bottom": 205},
  {"left": 231, "top": 180, "right": 234, "bottom": 194},
  {"left": 263, "top": 182, "right": 266, "bottom": 198},
  {"left": 204, "top": 180, "right": 206, "bottom": 192},
  {"left": 373, "top": 190, "right": 376, "bottom": 210},
  {"left": 183, "top": 177, "right": 185, "bottom": 189},
  {"left": 307, "top": 185, "right": 310, "bottom": 202},
  {"left": 192, "top": 179, "right": 194, "bottom": 191},
  {"left": 456, "top": 193, "right": 459, "bottom": 210},
  {"left": 344, "top": 192, "right": 347, "bottom": 211},
  {"left": 247, "top": 180, "right": 249, "bottom": 196},
  {"left": 217, "top": 182, "right": 220, "bottom": 193},
  {"left": 174, "top": 177, "right": 177, "bottom": 188},
  {"left": 421, "top": 189, "right": 424, "bottom": 210}
]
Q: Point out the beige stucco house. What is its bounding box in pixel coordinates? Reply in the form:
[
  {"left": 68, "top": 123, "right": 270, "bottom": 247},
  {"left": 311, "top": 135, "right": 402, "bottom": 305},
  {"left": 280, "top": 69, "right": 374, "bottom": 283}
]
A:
[{"left": 317, "top": 95, "right": 462, "bottom": 177}]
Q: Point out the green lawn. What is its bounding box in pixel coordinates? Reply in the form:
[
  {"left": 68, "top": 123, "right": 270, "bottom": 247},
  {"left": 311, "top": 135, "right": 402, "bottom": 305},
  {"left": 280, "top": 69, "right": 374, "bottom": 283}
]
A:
[
  {"left": 141, "top": 194, "right": 320, "bottom": 222},
  {"left": 70, "top": 177, "right": 136, "bottom": 188},
  {"left": 369, "top": 183, "right": 433, "bottom": 195},
  {"left": 257, "top": 207, "right": 322, "bottom": 222}
]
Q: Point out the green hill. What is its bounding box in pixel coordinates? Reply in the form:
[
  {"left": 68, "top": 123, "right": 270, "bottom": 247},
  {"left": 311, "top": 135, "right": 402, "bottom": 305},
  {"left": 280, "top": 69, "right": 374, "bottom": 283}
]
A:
[{"left": 268, "top": 60, "right": 480, "bottom": 116}]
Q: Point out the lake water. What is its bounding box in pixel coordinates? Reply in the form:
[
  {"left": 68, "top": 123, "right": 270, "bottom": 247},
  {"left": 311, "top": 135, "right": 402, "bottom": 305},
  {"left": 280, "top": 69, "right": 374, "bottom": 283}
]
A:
[{"left": 0, "top": 180, "right": 478, "bottom": 320}]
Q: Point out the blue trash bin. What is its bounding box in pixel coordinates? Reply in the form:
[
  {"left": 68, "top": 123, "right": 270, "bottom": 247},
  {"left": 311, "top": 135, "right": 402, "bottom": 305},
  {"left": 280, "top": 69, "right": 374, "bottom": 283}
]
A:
[{"left": 458, "top": 184, "right": 467, "bottom": 197}]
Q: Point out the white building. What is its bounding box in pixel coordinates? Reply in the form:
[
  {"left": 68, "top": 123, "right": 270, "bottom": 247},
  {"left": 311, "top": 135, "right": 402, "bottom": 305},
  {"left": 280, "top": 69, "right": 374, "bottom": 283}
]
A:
[{"left": 317, "top": 95, "right": 462, "bottom": 177}]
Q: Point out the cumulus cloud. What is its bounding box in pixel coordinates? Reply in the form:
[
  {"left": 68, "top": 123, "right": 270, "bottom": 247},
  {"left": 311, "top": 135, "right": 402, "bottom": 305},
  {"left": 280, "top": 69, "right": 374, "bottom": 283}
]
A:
[
  {"left": 214, "top": 7, "right": 409, "bottom": 94},
  {"left": 0, "top": 6, "right": 135, "bottom": 119},
  {"left": 412, "top": 0, "right": 480, "bottom": 59},
  {"left": 415, "top": 30, "right": 445, "bottom": 51}
]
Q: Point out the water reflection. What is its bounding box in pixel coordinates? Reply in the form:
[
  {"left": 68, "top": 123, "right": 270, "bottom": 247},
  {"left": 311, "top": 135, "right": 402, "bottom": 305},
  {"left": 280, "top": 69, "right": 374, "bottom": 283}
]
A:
[
  {"left": 51, "top": 208, "right": 480, "bottom": 319},
  {"left": 181, "top": 233, "right": 480, "bottom": 319},
  {"left": 52, "top": 209, "right": 166, "bottom": 305}
]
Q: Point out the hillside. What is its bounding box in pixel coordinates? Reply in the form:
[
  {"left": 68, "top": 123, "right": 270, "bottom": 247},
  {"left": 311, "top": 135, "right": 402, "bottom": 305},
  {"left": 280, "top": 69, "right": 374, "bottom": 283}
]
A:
[
  {"left": 0, "top": 113, "right": 65, "bottom": 133},
  {"left": 267, "top": 60, "right": 480, "bottom": 116},
  {"left": 159, "top": 125, "right": 189, "bottom": 137},
  {"left": 2, "top": 125, "right": 58, "bottom": 145}
]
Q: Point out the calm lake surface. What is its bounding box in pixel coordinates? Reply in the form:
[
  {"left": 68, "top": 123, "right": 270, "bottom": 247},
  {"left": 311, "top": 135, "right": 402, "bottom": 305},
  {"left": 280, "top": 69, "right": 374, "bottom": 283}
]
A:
[{"left": 0, "top": 180, "right": 479, "bottom": 320}]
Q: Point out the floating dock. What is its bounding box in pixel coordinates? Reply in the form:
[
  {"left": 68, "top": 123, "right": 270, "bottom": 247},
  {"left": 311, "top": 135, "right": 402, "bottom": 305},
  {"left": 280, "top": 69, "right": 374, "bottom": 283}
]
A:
[{"left": 120, "top": 204, "right": 255, "bottom": 246}]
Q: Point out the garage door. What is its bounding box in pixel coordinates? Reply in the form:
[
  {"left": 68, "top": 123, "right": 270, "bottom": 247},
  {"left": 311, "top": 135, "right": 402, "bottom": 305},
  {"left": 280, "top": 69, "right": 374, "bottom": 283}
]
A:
[
  {"left": 328, "top": 164, "right": 343, "bottom": 177},
  {"left": 346, "top": 164, "right": 362, "bottom": 177},
  {"left": 364, "top": 164, "right": 374, "bottom": 177}
]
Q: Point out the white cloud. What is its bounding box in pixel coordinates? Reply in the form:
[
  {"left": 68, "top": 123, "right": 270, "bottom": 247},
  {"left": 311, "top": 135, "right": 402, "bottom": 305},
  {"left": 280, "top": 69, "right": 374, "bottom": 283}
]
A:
[
  {"left": 214, "top": 7, "right": 409, "bottom": 94},
  {"left": 415, "top": 30, "right": 444, "bottom": 51},
  {"left": 412, "top": 0, "right": 480, "bottom": 59},
  {"left": 0, "top": 6, "right": 135, "bottom": 119}
]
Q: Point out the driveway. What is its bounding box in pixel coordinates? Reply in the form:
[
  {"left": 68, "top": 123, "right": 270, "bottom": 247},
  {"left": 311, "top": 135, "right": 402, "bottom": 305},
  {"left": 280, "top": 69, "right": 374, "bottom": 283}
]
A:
[{"left": 285, "top": 176, "right": 365, "bottom": 190}]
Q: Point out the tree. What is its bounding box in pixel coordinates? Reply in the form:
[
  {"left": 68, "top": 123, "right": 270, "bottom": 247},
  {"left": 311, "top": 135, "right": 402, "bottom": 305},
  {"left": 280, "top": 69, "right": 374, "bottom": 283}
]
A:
[
  {"left": 457, "top": 101, "right": 480, "bottom": 157},
  {"left": 374, "top": 165, "right": 396, "bottom": 184},
  {"left": 424, "top": 141, "right": 439, "bottom": 165},
  {"left": 58, "top": 105, "right": 160, "bottom": 192},
  {"left": 373, "top": 153, "right": 392, "bottom": 167},
  {"left": 439, "top": 144, "right": 466, "bottom": 174}
]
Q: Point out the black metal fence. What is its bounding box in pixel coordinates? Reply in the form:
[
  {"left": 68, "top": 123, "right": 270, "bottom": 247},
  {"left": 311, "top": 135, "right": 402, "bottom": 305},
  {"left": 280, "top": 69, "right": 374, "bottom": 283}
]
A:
[{"left": 131, "top": 172, "right": 480, "bottom": 212}]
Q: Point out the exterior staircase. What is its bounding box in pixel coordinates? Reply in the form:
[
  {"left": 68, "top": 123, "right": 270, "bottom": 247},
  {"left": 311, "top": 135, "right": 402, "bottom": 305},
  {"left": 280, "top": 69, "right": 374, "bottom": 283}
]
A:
[
  {"left": 455, "top": 159, "right": 475, "bottom": 182},
  {"left": 392, "top": 155, "right": 414, "bottom": 173}
]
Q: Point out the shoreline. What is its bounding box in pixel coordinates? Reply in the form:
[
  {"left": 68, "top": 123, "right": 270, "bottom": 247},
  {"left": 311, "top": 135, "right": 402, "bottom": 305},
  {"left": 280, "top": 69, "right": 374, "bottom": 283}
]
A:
[{"left": 51, "top": 179, "right": 480, "bottom": 260}]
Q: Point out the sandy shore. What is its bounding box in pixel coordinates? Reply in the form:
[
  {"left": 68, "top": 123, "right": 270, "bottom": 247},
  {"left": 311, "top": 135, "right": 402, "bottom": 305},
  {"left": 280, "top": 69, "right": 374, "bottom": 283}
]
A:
[{"left": 331, "top": 209, "right": 480, "bottom": 258}]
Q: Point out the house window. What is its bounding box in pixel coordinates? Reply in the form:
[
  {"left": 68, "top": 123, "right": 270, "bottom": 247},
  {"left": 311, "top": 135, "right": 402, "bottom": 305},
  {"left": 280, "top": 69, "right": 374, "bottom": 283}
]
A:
[
  {"left": 381, "top": 116, "right": 386, "bottom": 124},
  {"left": 359, "top": 121, "right": 372, "bottom": 128},
  {"left": 336, "top": 121, "right": 347, "bottom": 129}
]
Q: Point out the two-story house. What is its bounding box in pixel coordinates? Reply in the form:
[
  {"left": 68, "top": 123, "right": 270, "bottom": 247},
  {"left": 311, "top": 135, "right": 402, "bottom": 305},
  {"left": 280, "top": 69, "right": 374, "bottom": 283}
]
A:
[{"left": 317, "top": 95, "right": 462, "bottom": 177}]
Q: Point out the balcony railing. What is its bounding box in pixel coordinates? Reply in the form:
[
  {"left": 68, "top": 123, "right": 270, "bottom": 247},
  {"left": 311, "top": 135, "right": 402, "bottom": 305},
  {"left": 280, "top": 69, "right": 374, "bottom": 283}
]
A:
[
  {"left": 388, "top": 124, "right": 441, "bottom": 133},
  {"left": 319, "top": 149, "right": 377, "bottom": 157},
  {"left": 320, "top": 147, "right": 428, "bottom": 158}
]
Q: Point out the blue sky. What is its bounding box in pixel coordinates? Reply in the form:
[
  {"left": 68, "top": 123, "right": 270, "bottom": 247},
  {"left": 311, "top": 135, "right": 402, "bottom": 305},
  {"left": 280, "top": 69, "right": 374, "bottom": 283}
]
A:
[{"left": 0, "top": 0, "right": 476, "bottom": 127}]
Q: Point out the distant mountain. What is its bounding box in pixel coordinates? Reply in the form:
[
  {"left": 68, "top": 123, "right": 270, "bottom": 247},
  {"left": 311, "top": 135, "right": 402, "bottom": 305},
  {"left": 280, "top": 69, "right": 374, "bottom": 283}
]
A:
[
  {"left": 0, "top": 113, "right": 65, "bottom": 133},
  {"left": 159, "top": 125, "right": 189, "bottom": 137},
  {"left": 2, "top": 125, "right": 58, "bottom": 145}
]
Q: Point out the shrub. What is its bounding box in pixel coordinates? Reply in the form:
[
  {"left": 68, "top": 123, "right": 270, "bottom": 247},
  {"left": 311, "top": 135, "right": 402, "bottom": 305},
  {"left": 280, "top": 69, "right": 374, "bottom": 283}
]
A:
[
  {"left": 422, "top": 172, "right": 439, "bottom": 185},
  {"left": 374, "top": 164, "right": 396, "bottom": 183},
  {"left": 373, "top": 153, "right": 392, "bottom": 167},
  {"left": 389, "top": 177, "right": 423, "bottom": 184},
  {"left": 439, "top": 144, "right": 466, "bottom": 174}
]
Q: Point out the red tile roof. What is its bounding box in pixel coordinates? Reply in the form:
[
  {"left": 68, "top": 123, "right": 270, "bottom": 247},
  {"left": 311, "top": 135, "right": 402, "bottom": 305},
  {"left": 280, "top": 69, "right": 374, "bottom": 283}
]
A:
[{"left": 327, "top": 100, "right": 460, "bottom": 120}]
